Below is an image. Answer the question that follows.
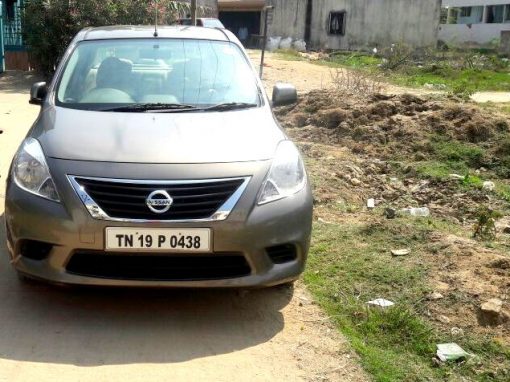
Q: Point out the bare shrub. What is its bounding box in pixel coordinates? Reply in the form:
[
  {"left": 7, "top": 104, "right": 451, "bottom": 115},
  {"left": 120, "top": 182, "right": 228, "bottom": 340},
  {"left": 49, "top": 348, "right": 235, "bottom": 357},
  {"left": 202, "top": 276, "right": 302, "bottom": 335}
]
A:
[
  {"left": 473, "top": 206, "right": 502, "bottom": 241},
  {"left": 379, "top": 43, "right": 413, "bottom": 70},
  {"left": 330, "top": 68, "right": 387, "bottom": 95}
]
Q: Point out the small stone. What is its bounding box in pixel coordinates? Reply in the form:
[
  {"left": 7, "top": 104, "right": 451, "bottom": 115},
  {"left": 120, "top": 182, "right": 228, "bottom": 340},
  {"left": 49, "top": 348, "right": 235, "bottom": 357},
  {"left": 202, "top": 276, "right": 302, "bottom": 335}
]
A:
[
  {"left": 481, "top": 298, "right": 502, "bottom": 313},
  {"left": 438, "top": 315, "right": 451, "bottom": 324},
  {"left": 384, "top": 207, "right": 396, "bottom": 219},
  {"left": 429, "top": 292, "right": 444, "bottom": 300},
  {"left": 479, "top": 298, "right": 508, "bottom": 326},
  {"left": 391, "top": 249, "right": 410, "bottom": 256},
  {"left": 451, "top": 327, "right": 464, "bottom": 337},
  {"left": 350, "top": 178, "right": 361, "bottom": 186}
]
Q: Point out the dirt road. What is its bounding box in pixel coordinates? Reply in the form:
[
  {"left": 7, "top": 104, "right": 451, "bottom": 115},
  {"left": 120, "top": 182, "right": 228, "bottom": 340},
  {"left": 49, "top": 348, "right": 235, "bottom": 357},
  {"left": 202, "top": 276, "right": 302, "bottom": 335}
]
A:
[{"left": 0, "top": 73, "right": 368, "bottom": 381}]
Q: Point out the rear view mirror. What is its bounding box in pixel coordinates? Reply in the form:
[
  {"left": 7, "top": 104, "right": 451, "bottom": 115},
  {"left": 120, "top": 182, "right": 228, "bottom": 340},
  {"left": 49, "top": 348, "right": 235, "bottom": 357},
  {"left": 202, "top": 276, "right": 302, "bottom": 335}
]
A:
[
  {"left": 29, "top": 82, "right": 48, "bottom": 105},
  {"left": 272, "top": 83, "right": 297, "bottom": 107}
]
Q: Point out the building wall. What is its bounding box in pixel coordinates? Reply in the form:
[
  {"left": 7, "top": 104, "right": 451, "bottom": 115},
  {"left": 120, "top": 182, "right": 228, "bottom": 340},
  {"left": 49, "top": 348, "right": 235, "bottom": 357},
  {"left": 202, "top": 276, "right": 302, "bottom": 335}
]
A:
[
  {"left": 439, "top": 23, "right": 509, "bottom": 44},
  {"left": 440, "top": 0, "right": 510, "bottom": 45},
  {"left": 267, "top": 0, "right": 307, "bottom": 40},
  {"left": 443, "top": 0, "right": 510, "bottom": 7},
  {"left": 267, "top": 0, "right": 441, "bottom": 50}
]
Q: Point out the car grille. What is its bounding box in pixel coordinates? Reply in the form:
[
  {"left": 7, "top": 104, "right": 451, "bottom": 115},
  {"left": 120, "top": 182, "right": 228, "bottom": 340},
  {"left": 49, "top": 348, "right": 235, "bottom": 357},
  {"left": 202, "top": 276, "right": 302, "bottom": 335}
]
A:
[
  {"left": 66, "top": 252, "right": 251, "bottom": 281},
  {"left": 73, "top": 177, "right": 246, "bottom": 220}
]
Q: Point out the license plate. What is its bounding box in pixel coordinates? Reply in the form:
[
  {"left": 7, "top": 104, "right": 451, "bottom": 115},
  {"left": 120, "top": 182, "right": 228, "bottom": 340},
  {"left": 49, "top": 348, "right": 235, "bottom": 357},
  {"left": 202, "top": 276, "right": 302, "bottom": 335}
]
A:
[{"left": 105, "top": 228, "right": 211, "bottom": 252}]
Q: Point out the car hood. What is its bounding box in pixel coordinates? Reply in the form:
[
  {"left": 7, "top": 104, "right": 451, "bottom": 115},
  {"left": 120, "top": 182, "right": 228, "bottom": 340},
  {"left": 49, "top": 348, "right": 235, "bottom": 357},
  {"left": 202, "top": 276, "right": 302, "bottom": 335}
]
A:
[{"left": 34, "top": 106, "right": 284, "bottom": 163}]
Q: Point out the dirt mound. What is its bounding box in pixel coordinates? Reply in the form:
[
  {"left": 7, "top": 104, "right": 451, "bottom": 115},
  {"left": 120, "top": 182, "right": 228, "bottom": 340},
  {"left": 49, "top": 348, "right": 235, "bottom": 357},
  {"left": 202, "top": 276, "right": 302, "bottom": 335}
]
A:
[{"left": 276, "top": 90, "right": 509, "bottom": 162}]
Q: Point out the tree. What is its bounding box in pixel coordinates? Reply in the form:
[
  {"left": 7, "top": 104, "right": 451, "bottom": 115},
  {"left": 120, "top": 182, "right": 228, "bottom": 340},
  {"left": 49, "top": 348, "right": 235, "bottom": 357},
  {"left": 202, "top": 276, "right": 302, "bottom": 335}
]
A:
[{"left": 23, "top": 0, "right": 204, "bottom": 76}]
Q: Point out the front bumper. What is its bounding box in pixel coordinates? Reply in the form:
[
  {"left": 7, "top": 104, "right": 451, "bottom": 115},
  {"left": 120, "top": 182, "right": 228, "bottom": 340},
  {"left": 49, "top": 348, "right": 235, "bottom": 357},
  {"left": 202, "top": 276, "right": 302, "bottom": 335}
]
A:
[{"left": 4, "top": 158, "right": 313, "bottom": 287}]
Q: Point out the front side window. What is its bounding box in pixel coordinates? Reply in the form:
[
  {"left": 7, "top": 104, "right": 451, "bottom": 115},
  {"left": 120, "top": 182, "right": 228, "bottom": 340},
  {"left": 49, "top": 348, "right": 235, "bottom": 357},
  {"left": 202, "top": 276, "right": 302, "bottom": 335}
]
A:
[{"left": 56, "top": 39, "right": 260, "bottom": 110}]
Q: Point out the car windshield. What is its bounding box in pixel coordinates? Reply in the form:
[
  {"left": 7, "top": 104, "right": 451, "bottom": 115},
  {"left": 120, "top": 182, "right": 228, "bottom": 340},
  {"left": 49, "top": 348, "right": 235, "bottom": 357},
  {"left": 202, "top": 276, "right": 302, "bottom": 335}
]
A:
[{"left": 56, "top": 38, "right": 260, "bottom": 111}]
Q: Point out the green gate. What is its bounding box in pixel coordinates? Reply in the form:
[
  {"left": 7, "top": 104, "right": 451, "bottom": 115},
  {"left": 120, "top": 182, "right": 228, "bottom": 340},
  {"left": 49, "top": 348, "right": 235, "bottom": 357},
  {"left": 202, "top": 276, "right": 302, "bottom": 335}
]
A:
[
  {"left": 0, "top": 1, "right": 5, "bottom": 73},
  {"left": 3, "top": 0, "right": 23, "bottom": 49}
]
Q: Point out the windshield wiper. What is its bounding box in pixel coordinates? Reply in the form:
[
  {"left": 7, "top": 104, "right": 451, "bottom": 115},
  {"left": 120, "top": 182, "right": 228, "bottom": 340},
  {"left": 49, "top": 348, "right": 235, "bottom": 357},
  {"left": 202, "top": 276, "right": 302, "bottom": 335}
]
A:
[
  {"left": 205, "top": 102, "right": 258, "bottom": 112},
  {"left": 100, "top": 103, "right": 199, "bottom": 112}
]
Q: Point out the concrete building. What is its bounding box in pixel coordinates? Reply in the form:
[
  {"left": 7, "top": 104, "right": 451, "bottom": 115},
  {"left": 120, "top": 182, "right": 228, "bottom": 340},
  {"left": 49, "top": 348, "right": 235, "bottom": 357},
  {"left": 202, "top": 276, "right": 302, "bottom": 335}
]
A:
[
  {"left": 217, "top": 0, "right": 441, "bottom": 50},
  {"left": 439, "top": 0, "right": 510, "bottom": 46}
]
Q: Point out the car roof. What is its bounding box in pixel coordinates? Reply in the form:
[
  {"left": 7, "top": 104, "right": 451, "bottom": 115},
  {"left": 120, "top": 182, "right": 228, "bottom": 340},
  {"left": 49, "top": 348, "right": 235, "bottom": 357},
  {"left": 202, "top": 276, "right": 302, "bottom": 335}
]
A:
[{"left": 75, "top": 25, "right": 232, "bottom": 42}]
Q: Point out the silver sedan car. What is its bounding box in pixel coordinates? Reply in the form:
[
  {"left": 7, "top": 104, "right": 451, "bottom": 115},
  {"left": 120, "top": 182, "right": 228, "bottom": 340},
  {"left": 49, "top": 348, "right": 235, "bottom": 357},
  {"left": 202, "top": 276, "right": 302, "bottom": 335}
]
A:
[{"left": 4, "top": 26, "right": 313, "bottom": 287}]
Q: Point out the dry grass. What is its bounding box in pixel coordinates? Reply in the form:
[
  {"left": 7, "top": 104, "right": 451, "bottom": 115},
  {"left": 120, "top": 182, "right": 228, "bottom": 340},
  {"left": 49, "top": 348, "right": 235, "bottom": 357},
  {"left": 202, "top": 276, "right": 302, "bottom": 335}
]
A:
[{"left": 330, "top": 68, "right": 387, "bottom": 95}]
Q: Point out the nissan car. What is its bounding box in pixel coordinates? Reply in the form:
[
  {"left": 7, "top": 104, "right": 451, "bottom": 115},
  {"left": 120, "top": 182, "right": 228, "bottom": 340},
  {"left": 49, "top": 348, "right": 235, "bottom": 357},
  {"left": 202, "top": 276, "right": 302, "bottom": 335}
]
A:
[{"left": 4, "top": 26, "right": 313, "bottom": 287}]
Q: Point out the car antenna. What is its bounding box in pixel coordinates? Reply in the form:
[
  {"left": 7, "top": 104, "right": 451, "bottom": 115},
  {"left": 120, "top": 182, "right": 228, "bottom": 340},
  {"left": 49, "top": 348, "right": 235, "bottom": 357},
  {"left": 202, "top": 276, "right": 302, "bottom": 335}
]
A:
[{"left": 153, "top": 0, "right": 159, "bottom": 37}]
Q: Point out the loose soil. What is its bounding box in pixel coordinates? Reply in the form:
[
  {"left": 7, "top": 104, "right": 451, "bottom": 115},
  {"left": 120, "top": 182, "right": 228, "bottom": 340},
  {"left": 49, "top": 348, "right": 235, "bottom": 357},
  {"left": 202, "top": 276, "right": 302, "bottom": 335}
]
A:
[{"left": 276, "top": 89, "right": 510, "bottom": 347}]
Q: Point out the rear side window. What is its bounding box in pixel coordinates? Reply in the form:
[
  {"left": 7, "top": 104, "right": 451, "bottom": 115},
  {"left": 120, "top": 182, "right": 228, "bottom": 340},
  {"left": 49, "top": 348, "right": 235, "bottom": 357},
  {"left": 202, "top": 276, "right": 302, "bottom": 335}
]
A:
[{"left": 56, "top": 38, "right": 259, "bottom": 109}]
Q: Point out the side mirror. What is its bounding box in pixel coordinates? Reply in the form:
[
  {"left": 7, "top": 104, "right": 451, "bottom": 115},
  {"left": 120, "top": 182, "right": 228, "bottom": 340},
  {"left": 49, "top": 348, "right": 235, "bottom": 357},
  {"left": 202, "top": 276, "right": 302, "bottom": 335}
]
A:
[
  {"left": 272, "top": 83, "right": 297, "bottom": 107},
  {"left": 29, "top": 82, "right": 48, "bottom": 105}
]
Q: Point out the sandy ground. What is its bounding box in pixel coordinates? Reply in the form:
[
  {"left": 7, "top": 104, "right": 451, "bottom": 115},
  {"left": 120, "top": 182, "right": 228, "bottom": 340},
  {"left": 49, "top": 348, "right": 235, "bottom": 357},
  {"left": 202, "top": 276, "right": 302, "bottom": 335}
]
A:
[{"left": 0, "top": 72, "right": 368, "bottom": 381}]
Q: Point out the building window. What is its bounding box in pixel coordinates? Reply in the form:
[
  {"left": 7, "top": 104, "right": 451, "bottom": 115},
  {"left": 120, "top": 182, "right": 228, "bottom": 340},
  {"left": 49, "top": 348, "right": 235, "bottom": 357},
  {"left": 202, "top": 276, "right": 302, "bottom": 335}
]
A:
[
  {"left": 460, "top": 7, "right": 472, "bottom": 17},
  {"left": 447, "top": 8, "right": 460, "bottom": 24},
  {"left": 328, "top": 11, "right": 346, "bottom": 35},
  {"left": 487, "top": 5, "right": 505, "bottom": 23},
  {"left": 505, "top": 4, "right": 510, "bottom": 23},
  {"left": 6, "top": 0, "right": 17, "bottom": 21},
  {"left": 440, "top": 8, "right": 448, "bottom": 24}
]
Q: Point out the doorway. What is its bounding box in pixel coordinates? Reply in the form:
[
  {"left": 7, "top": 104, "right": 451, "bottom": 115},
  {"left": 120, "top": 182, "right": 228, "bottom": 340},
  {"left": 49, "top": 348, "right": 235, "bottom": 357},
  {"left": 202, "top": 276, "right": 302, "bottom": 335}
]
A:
[{"left": 219, "top": 11, "right": 262, "bottom": 47}]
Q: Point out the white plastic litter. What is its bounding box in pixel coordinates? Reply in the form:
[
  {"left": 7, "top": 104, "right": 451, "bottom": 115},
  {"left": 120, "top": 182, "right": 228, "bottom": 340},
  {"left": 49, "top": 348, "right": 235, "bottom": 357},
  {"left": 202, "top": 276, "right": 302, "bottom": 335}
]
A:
[
  {"left": 367, "top": 298, "right": 395, "bottom": 308},
  {"left": 482, "top": 181, "right": 495, "bottom": 192},
  {"left": 267, "top": 36, "right": 282, "bottom": 52},
  {"left": 367, "top": 198, "right": 375, "bottom": 209},
  {"left": 401, "top": 207, "right": 430, "bottom": 217},
  {"left": 391, "top": 249, "right": 410, "bottom": 256},
  {"left": 279, "top": 37, "right": 293, "bottom": 50},
  {"left": 293, "top": 39, "right": 307, "bottom": 52},
  {"left": 436, "top": 343, "right": 469, "bottom": 362}
]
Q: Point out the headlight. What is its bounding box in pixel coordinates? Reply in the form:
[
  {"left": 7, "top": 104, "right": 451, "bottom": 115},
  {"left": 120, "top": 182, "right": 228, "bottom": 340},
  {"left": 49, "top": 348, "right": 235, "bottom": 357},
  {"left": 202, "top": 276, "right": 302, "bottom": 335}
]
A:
[
  {"left": 12, "top": 138, "right": 60, "bottom": 202},
  {"left": 258, "top": 140, "right": 306, "bottom": 205}
]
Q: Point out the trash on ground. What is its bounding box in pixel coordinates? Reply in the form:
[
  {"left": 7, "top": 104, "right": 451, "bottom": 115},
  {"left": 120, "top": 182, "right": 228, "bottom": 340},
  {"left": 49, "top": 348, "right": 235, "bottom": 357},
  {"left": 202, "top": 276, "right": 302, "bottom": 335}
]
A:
[
  {"left": 401, "top": 207, "right": 430, "bottom": 217},
  {"left": 367, "top": 298, "right": 395, "bottom": 308},
  {"left": 279, "top": 37, "right": 293, "bottom": 50},
  {"left": 449, "top": 174, "right": 464, "bottom": 180},
  {"left": 391, "top": 248, "right": 410, "bottom": 256},
  {"left": 482, "top": 181, "right": 495, "bottom": 192},
  {"left": 436, "top": 343, "right": 469, "bottom": 362},
  {"left": 267, "top": 36, "right": 281, "bottom": 51},
  {"left": 292, "top": 39, "right": 306, "bottom": 52},
  {"left": 367, "top": 198, "right": 375, "bottom": 209}
]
